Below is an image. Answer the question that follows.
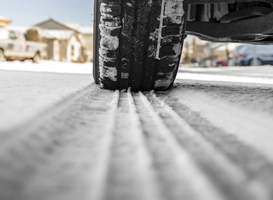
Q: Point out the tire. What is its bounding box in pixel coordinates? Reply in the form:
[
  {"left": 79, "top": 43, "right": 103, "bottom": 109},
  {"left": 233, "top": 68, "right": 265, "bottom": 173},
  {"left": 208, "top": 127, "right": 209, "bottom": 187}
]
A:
[
  {"left": 248, "top": 58, "right": 262, "bottom": 66},
  {"left": 0, "top": 49, "right": 6, "bottom": 62},
  {"left": 93, "top": 0, "right": 189, "bottom": 91},
  {"left": 32, "top": 52, "right": 41, "bottom": 63}
]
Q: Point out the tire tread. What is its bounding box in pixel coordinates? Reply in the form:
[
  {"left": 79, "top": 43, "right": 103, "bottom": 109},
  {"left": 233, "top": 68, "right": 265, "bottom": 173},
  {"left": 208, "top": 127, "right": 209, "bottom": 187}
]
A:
[{"left": 95, "top": 0, "right": 188, "bottom": 91}]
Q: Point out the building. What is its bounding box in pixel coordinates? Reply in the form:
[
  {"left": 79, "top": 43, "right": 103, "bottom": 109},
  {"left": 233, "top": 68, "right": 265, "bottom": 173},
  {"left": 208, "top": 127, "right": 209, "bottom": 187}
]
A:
[
  {"left": 0, "top": 15, "right": 12, "bottom": 27},
  {"left": 40, "top": 29, "right": 83, "bottom": 62},
  {"left": 65, "top": 23, "right": 93, "bottom": 62},
  {"left": 7, "top": 26, "right": 85, "bottom": 62},
  {"left": 182, "top": 36, "right": 207, "bottom": 63},
  {"left": 181, "top": 36, "right": 243, "bottom": 67},
  {"left": 35, "top": 19, "right": 93, "bottom": 62}
]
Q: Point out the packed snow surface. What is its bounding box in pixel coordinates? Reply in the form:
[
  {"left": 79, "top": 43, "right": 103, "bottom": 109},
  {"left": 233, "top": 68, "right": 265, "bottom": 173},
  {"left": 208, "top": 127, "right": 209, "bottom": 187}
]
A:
[
  {"left": 177, "top": 72, "right": 273, "bottom": 85},
  {"left": 0, "top": 61, "right": 92, "bottom": 74},
  {"left": 1, "top": 63, "right": 273, "bottom": 200}
]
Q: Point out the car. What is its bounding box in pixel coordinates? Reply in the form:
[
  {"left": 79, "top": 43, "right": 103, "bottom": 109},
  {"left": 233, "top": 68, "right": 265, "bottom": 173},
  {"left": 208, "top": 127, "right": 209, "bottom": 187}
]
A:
[
  {"left": 93, "top": 0, "right": 273, "bottom": 91},
  {"left": 0, "top": 28, "right": 47, "bottom": 63},
  {"left": 214, "top": 57, "right": 229, "bottom": 67},
  {"left": 232, "top": 45, "right": 245, "bottom": 66},
  {"left": 216, "top": 60, "right": 228, "bottom": 67},
  {"left": 233, "top": 44, "right": 273, "bottom": 66}
]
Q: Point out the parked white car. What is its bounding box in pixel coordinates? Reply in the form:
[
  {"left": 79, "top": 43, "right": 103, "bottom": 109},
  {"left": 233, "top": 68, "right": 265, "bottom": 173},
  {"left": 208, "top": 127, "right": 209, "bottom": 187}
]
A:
[
  {"left": 0, "top": 28, "right": 47, "bottom": 63},
  {"left": 233, "top": 44, "right": 273, "bottom": 66}
]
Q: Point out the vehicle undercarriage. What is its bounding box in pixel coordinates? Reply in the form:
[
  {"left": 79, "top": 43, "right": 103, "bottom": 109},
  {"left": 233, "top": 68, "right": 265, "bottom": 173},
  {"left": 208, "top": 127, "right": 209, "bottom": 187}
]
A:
[{"left": 187, "top": 0, "right": 273, "bottom": 44}]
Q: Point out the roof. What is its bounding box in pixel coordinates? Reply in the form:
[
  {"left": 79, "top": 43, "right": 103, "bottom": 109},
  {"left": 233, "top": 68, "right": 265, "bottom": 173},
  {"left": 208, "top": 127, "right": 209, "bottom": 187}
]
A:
[
  {"left": 34, "top": 19, "right": 93, "bottom": 35},
  {"left": 65, "top": 23, "right": 93, "bottom": 34},
  {"left": 35, "top": 18, "right": 80, "bottom": 33},
  {"left": 40, "top": 29, "right": 74, "bottom": 40},
  {"left": 0, "top": 15, "right": 12, "bottom": 23},
  {"left": 7, "top": 26, "right": 75, "bottom": 40},
  {"left": 7, "top": 26, "right": 31, "bottom": 33}
]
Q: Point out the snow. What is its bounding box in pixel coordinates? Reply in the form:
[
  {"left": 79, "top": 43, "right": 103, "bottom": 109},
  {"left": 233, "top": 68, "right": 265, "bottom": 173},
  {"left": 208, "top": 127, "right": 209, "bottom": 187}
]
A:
[
  {"left": 126, "top": 2, "right": 133, "bottom": 7},
  {"left": 176, "top": 72, "right": 273, "bottom": 85},
  {"left": 40, "top": 30, "right": 75, "bottom": 40},
  {"left": 9, "top": 24, "right": 93, "bottom": 38},
  {"left": 100, "top": 35, "right": 119, "bottom": 50},
  {"left": 98, "top": 2, "right": 121, "bottom": 84},
  {"left": 0, "top": 69, "right": 92, "bottom": 133},
  {"left": 101, "top": 3, "right": 112, "bottom": 12},
  {"left": 173, "top": 43, "right": 182, "bottom": 57},
  {"left": 100, "top": 14, "right": 121, "bottom": 27},
  {"left": 99, "top": 24, "right": 121, "bottom": 36},
  {"left": 65, "top": 23, "right": 93, "bottom": 34},
  {"left": 165, "top": 1, "right": 184, "bottom": 16},
  {"left": 0, "top": 15, "right": 11, "bottom": 22},
  {"left": 154, "top": 71, "right": 175, "bottom": 88},
  {"left": 7, "top": 26, "right": 75, "bottom": 40},
  {"left": 6, "top": 26, "right": 32, "bottom": 33},
  {"left": 100, "top": 65, "right": 117, "bottom": 81},
  {"left": 170, "top": 87, "right": 273, "bottom": 167},
  {"left": 137, "top": 92, "right": 225, "bottom": 200},
  {"left": 0, "top": 61, "right": 93, "bottom": 74},
  {"left": 0, "top": 60, "right": 93, "bottom": 133}
]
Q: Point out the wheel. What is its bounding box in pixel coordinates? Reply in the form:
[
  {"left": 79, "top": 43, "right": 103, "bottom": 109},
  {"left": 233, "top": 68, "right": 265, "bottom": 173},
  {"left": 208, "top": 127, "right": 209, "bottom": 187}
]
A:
[
  {"left": 93, "top": 0, "right": 189, "bottom": 91},
  {"left": 0, "top": 49, "right": 6, "bottom": 62},
  {"left": 248, "top": 58, "right": 262, "bottom": 66},
  {"left": 32, "top": 52, "right": 41, "bottom": 63}
]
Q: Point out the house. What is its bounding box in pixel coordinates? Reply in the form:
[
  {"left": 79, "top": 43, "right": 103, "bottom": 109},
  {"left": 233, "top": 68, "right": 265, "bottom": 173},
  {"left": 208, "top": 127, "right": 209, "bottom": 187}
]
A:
[
  {"left": 182, "top": 36, "right": 207, "bottom": 63},
  {"left": 35, "top": 18, "right": 93, "bottom": 62},
  {"left": 7, "top": 26, "right": 84, "bottom": 62},
  {"left": 65, "top": 23, "right": 93, "bottom": 62},
  {"left": 40, "top": 29, "right": 83, "bottom": 62},
  {"left": 0, "top": 15, "right": 12, "bottom": 27}
]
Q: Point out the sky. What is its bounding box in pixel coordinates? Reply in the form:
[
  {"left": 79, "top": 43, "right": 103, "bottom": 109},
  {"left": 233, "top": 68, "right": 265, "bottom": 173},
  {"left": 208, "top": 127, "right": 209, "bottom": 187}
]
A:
[{"left": 0, "top": 0, "right": 94, "bottom": 26}]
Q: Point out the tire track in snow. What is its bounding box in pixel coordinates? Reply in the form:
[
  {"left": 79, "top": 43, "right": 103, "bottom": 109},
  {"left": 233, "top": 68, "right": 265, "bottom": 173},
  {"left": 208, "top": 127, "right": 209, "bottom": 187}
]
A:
[
  {"left": 145, "top": 92, "right": 271, "bottom": 200},
  {"left": 103, "top": 91, "right": 160, "bottom": 200},
  {"left": 0, "top": 85, "right": 119, "bottom": 200},
  {"left": 163, "top": 97, "right": 273, "bottom": 198},
  {"left": 132, "top": 92, "right": 225, "bottom": 200},
  {"left": 2, "top": 85, "right": 273, "bottom": 200},
  {"left": 168, "top": 89, "right": 273, "bottom": 164},
  {"left": 157, "top": 87, "right": 273, "bottom": 199}
]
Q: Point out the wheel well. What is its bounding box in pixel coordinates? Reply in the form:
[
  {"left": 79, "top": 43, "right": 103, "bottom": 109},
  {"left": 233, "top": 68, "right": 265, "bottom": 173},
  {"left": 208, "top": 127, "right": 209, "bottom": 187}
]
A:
[{"left": 248, "top": 57, "right": 262, "bottom": 64}]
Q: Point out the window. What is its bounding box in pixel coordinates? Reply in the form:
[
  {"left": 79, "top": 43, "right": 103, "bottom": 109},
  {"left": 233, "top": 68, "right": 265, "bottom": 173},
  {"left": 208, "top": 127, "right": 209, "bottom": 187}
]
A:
[
  {"left": 71, "top": 45, "right": 74, "bottom": 56},
  {"left": 9, "top": 31, "right": 17, "bottom": 40}
]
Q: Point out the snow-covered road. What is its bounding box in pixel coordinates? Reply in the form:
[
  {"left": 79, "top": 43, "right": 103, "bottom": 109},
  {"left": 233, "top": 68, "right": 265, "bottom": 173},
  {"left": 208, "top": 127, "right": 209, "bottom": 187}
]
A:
[
  {"left": 0, "top": 60, "right": 93, "bottom": 74},
  {"left": 1, "top": 63, "right": 273, "bottom": 200}
]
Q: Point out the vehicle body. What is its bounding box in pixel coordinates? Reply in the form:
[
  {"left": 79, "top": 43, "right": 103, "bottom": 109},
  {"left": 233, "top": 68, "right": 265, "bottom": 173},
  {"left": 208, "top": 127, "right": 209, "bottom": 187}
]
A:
[
  {"left": 215, "top": 59, "right": 229, "bottom": 67},
  {"left": 0, "top": 28, "right": 47, "bottom": 62},
  {"left": 232, "top": 45, "right": 245, "bottom": 66},
  {"left": 233, "top": 44, "right": 273, "bottom": 66},
  {"left": 94, "top": 0, "right": 273, "bottom": 91}
]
